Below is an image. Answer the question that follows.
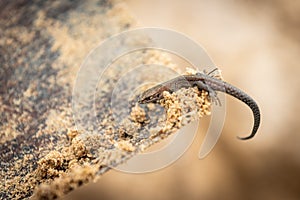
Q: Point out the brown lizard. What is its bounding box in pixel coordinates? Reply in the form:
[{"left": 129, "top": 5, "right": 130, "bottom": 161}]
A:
[{"left": 138, "top": 72, "right": 261, "bottom": 140}]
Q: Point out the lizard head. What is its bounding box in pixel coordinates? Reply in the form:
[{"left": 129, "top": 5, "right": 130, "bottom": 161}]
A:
[{"left": 138, "top": 84, "right": 168, "bottom": 104}]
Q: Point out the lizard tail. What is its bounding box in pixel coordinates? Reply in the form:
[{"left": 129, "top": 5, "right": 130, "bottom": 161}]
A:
[
  {"left": 219, "top": 82, "right": 260, "bottom": 140},
  {"left": 223, "top": 82, "right": 261, "bottom": 140}
]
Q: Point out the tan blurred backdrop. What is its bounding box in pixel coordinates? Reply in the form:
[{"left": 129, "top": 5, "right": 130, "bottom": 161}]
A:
[{"left": 64, "top": 0, "right": 300, "bottom": 199}]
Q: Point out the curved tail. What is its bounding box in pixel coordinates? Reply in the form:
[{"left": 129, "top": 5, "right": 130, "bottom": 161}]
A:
[
  {"left": 208, "top": 78, "right": 261, "bottom": 140},
  {"left": 223, "top": 82, "right": 261, "bottom": 140}
]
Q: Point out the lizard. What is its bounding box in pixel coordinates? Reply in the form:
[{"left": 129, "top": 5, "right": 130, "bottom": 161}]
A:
[{"left": 138, "top": 71, "right": 261, "bottom": 140}]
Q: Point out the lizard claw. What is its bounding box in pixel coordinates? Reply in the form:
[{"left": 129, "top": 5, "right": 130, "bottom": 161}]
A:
[{"left": 207, "top": 88, "right": 221, "bottom": 106}]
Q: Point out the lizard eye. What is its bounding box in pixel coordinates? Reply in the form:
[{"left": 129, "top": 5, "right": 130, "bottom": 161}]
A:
[{"left": 154, "top": 93, "right": 161, "bottom": 99}]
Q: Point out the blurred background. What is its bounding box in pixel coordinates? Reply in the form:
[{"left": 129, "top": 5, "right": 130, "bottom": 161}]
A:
[{"left": 63, "top": 0, "right": 300, "bottom": 199}]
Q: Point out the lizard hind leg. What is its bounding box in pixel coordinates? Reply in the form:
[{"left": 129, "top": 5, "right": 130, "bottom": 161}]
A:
[
  {"left": 208, "top": 90, "right": 221, "bottom": 106},
  {"left": 211, "top": 92, "right": 221, "bottom": 106},
  {"left": 193, "top": 81, "right": 221, "bottom": 106}
]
